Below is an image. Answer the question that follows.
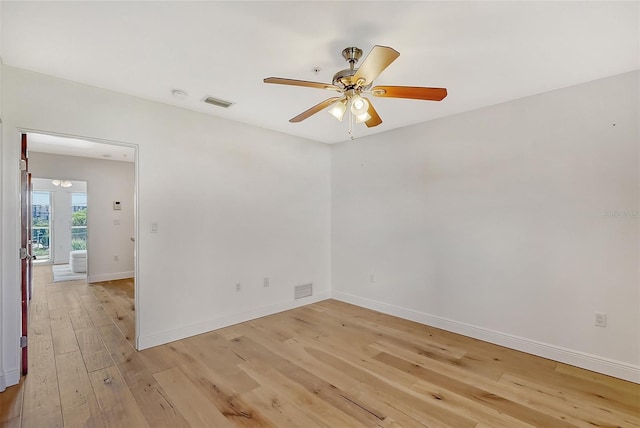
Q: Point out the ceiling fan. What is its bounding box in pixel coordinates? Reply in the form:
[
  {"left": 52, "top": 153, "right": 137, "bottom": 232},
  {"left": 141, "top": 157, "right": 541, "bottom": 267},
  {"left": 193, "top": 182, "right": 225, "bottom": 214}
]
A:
[{"left": 264, "top": 45, "right": 447, "bottom": 128}]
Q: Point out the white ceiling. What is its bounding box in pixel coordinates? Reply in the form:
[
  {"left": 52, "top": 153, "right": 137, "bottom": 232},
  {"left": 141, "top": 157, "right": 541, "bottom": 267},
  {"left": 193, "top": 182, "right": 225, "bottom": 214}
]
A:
[
  {"left": 2, "top": 1, "right": 638, "bottom": 144},
  {"left": 28, "top": 133, "right": 135, "bottom": 163}
]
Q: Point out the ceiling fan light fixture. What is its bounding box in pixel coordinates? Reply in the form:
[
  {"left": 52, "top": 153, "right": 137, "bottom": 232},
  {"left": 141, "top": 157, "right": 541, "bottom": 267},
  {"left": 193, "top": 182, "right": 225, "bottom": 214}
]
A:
[
  {"left": 328, "top": 100, "right": 347, "bottom": 121},
  {"left": 52, "top": 179, "right": 73, "bottom": 188},
  {"left": 264, "top": 45, "right": 446, "bottom": 132},
  {"left": 350, "top": 95, "right": 369, "bottom": 116}
]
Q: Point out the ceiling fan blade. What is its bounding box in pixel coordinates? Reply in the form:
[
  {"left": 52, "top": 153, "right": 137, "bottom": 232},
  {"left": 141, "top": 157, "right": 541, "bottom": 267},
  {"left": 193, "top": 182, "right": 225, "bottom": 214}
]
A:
[
  {"left": 264, "top": 77, "right": 341, "bottom": 92},
  {"left": 289, "top": 97, "right": 344, "bottom": 123},
  {"left": 371, "top": 86, "right": 447, "bottom": 101},
  {"left": 362, "top": 97, "right": 382, "bottom": 128},
  {"left": 352, "top": 45, "right": 400, "bottom": 86}
]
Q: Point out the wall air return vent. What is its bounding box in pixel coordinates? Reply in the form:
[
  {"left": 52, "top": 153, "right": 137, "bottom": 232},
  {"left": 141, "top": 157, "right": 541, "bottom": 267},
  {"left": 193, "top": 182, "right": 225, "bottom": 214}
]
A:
[
  {"left": 294, "top": 283, "right": 313, "bottom": 300},
  {"left": 203, "top": 96, "right": 234, "bottom": 108}
]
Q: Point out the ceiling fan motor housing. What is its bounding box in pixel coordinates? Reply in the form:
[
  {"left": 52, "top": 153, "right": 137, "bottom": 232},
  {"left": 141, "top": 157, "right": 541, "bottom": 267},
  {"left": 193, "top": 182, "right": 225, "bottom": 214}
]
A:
[
  {"left": 333, "top": 47, "right": 370, "bottom": 90},
  {"left": 342, "top": 47, "right": 363, "bottom": 65}
]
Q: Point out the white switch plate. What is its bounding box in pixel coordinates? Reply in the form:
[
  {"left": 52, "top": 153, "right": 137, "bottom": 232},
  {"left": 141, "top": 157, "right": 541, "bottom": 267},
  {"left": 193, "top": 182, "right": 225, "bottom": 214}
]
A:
[
  {"left": 595, "top": 312, "right": 607, "bottom": 327},
  {"left": 151, "top": 222, "right": 158, "bottom": 233}
]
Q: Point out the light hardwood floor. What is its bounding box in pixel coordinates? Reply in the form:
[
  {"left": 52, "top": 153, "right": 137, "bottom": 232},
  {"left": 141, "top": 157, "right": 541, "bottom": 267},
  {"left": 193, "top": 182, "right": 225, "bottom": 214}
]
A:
[{"left": 1, "top": 265, "right": 638, "bottom": 427}]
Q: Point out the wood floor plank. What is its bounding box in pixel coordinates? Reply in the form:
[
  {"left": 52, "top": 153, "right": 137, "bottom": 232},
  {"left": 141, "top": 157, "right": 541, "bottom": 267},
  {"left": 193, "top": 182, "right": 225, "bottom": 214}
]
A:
[
  {"left": 499, "top": 373, "right": 640, "bottom": 427},
  {"left": 91, "top": 285, "right": 136, "bottom": 347},
  {"left": 555, "top": 362, "right": 640, "bottom": 397},
  {"left": 181, "top": 333, "right": 261, "bottom": 394},
  {"left": 242, "top": 385, "right": 331, "bottom": 428},
  {"left": 68, "top": 308, "right": 94, "bottom": 331},
  {"left": 515, "top": 363, "right": 640, "bottom": 413},
  {"left": 21, "top": 339, "right": 63, "bottom": 428},
  {"left": 154, "top": 366, "right": 234, "bottom": 428},
  {"left": 1, "top": 417, "right": 22, "bottom": 428},
  {"left": 88, "top": 365, "right": 148, "bottom": 428},
  {"left": 100, "top": 279, "right": 135, "bottom": 318},
  {"left": 178, "top": 359, "right": 274, "bottom": 427},
  {"left": 97, "top": 324, "right": 190, "bottom": 427},
  {"left": 300, "top": 344, "right": 477, "bottom": 428},
  {"left": 59, "top": 284, "right": 83, "bottom": 312},
  {"left": 239, "top": 358, "right": 367, "bottom": 428},
  {"left": 237, "top": 324, "right": 428, "bottom": 427},
  {"left": 409, "top": 380, "right": 535, "bottom": 428},
  {"left": 74, "top": 327, "right": 114, "bottom": 373},
  {"left": 55, "top": 350, "right": 105, "bottom": 428},
  {"left": 48, "top": 307, "right": 79, "bottom": 355},
  {"left": 79, "top": 295, "right": 113, "bottom": 327},
  {"left": 248, "top": 312, "right": 531, "bottom": 427},
  {"left": 0, "top": 381, "right": 25, "bottom": 423},
  {"left": 374, "top": 351, "right": 575, "bottom": 428},
  {"left": 227, "top": 333, "right": 390, "bottom": 427},
  {"left": 138, "top": 342, "right": 193, "bottom": 375}
]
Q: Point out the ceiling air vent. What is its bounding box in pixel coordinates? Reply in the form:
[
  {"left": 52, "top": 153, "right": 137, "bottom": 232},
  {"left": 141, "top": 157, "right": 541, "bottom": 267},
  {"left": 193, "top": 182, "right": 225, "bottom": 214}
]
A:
[{"left": 203, "top": 96, "right": 234, "bottom": 108}]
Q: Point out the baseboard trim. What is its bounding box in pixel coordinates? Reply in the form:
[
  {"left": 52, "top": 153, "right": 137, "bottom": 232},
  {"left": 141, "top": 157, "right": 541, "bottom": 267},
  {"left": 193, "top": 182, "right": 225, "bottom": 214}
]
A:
[
  {"left": 87, "top": 271, "right": 134, "bottom": 283},
  {"left": 137, "top": 291, "right": 332, "bottom": 350},
  {"left": 0, "top": 368, "right": 20, "bottom": 391},
  {"left": 332, "top": 291, "right": 640, "bottom": 383}
]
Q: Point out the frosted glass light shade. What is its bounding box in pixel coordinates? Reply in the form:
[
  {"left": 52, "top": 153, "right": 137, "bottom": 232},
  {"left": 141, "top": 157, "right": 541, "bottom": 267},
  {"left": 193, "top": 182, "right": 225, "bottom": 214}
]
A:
[
  {"left": 328, "top": 100, "right": 347, "bottom": 121},
  {"left": 350, "top": 95, "right": 369, "bottom": 116},
  {"left": 355, "top": 112, "right": 372, "bottom": 123}
]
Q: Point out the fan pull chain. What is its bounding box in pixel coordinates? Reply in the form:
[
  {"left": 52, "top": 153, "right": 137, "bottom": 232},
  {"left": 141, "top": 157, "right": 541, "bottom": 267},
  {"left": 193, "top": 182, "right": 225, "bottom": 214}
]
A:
[{"left": 348, "top": 103, "right": 355, "bottom": 140}]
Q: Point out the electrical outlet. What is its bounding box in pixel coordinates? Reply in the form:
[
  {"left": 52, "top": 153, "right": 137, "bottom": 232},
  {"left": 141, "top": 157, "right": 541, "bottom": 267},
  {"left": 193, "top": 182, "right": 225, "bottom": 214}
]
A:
[
  {"left": 595, "top": 312, "right": 607, "bottom": 327},
  {"left": 263, "top": 277, "right": 269, "bottom": 287},
  {"left": 236, "top": 283, "right": 241, "bottom": 292},
  {"left": 113, "top": 255, "right": 119, "bottom": 262}
]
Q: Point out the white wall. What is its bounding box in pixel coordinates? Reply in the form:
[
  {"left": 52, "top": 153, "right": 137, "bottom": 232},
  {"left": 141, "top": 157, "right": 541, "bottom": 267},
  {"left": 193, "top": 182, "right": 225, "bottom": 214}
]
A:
[
  {"left": 1, "top": 63, "right": 636, "bottom": 389},
  {"left": 0, "top": 0, "right": 4, "bottom": 392},
  {"left": 1, "top": 66, "right": 332, "bottom": 386},
  {"left": 30, "top": 154, "right": 135, "bottom": 281},
  {"left": 332, "top": 71, "right": 640, "bottom": 382}
]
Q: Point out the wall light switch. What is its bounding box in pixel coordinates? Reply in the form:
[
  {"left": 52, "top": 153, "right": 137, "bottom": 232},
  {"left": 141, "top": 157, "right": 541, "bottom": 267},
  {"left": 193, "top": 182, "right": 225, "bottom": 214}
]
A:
[
  {"left": 595, "top": 312, "right": 607, "bottom": 327},
  {"left": 151, "top": 222, "right": 158, "bottom": 233},
  {"left": 113, "top": 201, "right": 122, "bottom": 210}
]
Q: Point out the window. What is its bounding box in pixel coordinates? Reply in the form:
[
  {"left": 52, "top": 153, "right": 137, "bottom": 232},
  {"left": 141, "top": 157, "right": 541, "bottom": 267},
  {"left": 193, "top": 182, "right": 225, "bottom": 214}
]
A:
[
  {"left": 32, "top": 191, "right": 51, "bottom": 262},
  {"left": 71, "top": 192, "right": 87, "bottom": 250}
]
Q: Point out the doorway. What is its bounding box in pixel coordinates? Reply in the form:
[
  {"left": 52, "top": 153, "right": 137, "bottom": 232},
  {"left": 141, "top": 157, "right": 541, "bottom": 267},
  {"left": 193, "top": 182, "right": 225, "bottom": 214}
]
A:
[{"left": 20, "top": 130, "right": 139, "bottom": 358}]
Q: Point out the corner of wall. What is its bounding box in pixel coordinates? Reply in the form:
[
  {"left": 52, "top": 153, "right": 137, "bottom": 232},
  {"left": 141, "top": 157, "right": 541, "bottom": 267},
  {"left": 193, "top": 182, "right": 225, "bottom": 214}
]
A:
[{"left": 0, "top": 44, "right": 5, "bottom": 392}]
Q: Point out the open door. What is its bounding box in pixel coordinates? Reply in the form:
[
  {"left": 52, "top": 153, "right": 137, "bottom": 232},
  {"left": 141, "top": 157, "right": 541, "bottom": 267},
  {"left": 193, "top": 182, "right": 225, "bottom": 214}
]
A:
[{"left": 20, "top": 133, "right": 32, "bottom": 375}]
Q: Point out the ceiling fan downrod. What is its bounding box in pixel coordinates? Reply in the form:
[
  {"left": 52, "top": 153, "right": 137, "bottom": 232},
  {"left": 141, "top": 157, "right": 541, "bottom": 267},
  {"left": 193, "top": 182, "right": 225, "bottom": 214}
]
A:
[{"left": 341, "top": 47, "right": 363, "bottom": 70}]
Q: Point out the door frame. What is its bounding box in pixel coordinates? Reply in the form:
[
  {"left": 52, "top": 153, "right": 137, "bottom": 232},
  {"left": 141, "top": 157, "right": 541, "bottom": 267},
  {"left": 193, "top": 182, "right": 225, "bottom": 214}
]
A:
[
  {"left": 16, "top": 128, "right": 140, "bottom": 357},
  {"left": 20, "top": 133, "right": 32, "bottom": 375}
]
